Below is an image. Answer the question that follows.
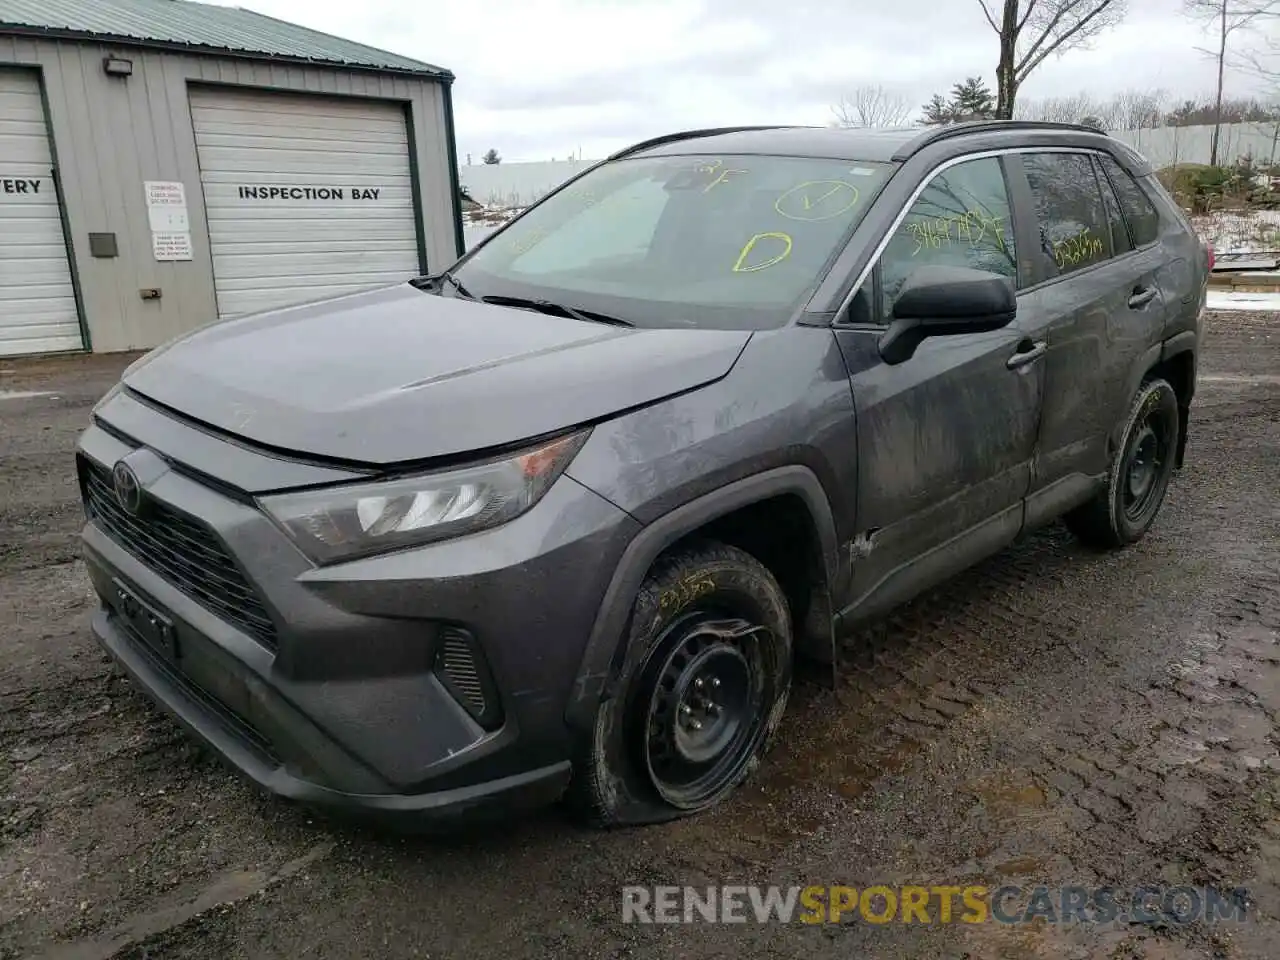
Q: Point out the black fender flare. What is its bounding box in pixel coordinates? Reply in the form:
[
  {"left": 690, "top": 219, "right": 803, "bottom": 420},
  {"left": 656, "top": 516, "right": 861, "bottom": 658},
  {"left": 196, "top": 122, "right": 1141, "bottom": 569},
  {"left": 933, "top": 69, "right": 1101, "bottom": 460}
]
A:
[
  {"left": 564, "top": 465, "right": 841, "bottom": 732},
  {"left": 1119, "top": 332, "right": 1198, "bottom": 426},
  {"left": 1117, "top": 333, "right": 1197, "bottom": 466},
  {"left": 1161, "top": 330, "right": 1198, "bottom": 466},
  {"left": 1116, "top": 342, "right": 1165, "bottom": 450}
]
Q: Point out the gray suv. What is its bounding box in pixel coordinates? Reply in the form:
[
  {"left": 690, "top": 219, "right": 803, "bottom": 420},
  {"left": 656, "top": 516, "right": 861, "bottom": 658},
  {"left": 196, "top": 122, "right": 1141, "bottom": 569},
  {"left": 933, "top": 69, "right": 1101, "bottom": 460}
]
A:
[{"left": 77, "top": 122, "right": 1209, "bottom": 827}]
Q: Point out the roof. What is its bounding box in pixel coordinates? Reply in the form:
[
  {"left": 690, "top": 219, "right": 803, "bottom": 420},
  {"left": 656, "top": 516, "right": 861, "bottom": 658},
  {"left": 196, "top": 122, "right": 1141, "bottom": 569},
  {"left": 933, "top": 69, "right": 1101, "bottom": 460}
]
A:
[
  {"left": 623, "top": 121, "right": 1142, "bottom": 169},
  {"left": 0, "top": 0, "right": 451, "bottom": 79},
  {"left": 625, "top": 126, "right": 924, "bottom": 163}
]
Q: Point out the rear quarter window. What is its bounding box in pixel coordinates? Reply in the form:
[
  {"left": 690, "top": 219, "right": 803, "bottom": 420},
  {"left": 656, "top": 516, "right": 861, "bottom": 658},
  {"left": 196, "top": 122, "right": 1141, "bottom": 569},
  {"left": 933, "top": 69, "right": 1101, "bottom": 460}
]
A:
[{"left": 1099, "top": 156, "right": 1161, "bottom": 247}]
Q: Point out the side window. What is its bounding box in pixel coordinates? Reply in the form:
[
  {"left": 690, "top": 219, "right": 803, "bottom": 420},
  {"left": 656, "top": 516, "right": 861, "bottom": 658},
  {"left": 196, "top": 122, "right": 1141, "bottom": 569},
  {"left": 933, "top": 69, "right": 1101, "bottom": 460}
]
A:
[
  {"left": 1023, "top": 152, "right": 1111, "bottom": 277},
  {"left": 879, "top": 156, "right": 1017, "bottom": 315},
  {"left": 1099, "top": 156, "right": 1160, "bottom": 247},
  {"left": 1095, "top": 157, "right": 1133, "bottom": 256}
]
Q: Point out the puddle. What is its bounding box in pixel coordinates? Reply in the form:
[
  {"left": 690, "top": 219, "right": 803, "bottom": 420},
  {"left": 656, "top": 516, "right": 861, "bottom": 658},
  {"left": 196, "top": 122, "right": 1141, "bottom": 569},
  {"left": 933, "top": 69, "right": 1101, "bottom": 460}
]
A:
[
  {"left": 835, "top": 740, "right": 923, "bottom": 800},
  {"left": 962, "top": 920, "right": 1204, "bottom": 960},
  {"left": 991, "top": 856, "right": 1046, "bottom": 877},
  {"left": 968, "top": 773, "right": 1049, "bottom": 812},
  {"left": 1199, "top": 373, "right": 1280, "bottom": 385}
]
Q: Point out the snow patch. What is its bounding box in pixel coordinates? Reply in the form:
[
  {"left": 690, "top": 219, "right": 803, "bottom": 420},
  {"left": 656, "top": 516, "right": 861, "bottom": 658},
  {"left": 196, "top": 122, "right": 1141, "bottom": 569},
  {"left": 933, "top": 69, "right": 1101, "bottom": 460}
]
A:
[{"left": 1206, "top": 290, "right": 1280, "bottom": 312}]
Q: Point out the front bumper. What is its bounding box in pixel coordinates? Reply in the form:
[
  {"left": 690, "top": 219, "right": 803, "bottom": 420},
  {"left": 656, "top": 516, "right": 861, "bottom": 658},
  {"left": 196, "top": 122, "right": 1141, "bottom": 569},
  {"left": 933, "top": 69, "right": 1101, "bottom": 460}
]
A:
[
  {"left": 87, "top": 600, "right": 570, "bottom": 820},
  {"left": 77, "top": 399, "right": 639, "bottom": 820}
]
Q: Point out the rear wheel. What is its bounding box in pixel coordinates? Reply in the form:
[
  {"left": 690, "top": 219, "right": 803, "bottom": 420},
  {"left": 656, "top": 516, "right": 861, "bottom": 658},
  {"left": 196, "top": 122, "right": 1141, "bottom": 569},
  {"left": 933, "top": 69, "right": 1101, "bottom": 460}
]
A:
[
  {"left": 569, "top": 542, "right": 791, "bottom": 827},
  {"left": 1065, "top": 378, "right": 1180, "bottom": 549}
]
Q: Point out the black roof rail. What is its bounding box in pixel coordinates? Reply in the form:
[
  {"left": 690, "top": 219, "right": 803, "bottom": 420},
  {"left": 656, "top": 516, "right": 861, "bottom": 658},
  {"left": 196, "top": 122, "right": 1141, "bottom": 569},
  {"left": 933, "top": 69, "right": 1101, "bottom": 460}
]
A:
[
  {"left": 606, "top": 126, "right": 798, "bottom": 161},
  {"left": 891, "top": 119, "right": 1109, "bottom": 161}
]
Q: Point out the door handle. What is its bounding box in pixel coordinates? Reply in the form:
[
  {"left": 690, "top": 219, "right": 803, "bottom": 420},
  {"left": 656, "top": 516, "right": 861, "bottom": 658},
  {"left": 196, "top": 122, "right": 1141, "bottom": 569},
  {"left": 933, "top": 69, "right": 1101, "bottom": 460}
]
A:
[
  {"left": 1128, "top": 285, "right": 1158, "bottom": 309},
  {"left": 1007, "top": 339, "right": 1047, "bottom": 370}
]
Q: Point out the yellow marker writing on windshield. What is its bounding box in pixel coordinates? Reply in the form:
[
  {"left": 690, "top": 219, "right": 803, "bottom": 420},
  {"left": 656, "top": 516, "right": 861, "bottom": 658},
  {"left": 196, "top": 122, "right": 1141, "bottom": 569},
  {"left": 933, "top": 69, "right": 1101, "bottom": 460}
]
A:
[
  {"left": 704, "top": 168, "right": 747, "bottom": 192},
  {"left": 775, "top": 181, "right": 860, "bottom": 221},
  {"left": 733, "top": 232, "right": 793, "bottom": 272}
]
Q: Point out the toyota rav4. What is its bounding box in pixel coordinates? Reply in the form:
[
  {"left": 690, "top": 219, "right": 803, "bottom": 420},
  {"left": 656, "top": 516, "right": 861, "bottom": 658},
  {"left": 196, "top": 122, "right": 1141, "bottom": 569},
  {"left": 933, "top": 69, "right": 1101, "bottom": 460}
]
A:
[{"left": 78, "top": 121, "right": 1209, "bottom": 827}]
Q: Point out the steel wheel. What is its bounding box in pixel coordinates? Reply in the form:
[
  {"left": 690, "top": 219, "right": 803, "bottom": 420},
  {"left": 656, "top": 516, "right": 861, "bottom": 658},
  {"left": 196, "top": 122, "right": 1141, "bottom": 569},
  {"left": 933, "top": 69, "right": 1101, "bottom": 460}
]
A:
[
  {"left": 569, "top": 541, "right": 791, "bottom": 827},
  {"left": 638, "top": 613, "right": 769, "bottom": 810},
  {"left": 1064, "top": 378, "right": 1181, "bottom": 550},
  {"left": 1120, "top": 396, "right": 1175, "bottom": 526},
  {"left": 1123, "top": 423, "right": 1162, "bottom": 521}
]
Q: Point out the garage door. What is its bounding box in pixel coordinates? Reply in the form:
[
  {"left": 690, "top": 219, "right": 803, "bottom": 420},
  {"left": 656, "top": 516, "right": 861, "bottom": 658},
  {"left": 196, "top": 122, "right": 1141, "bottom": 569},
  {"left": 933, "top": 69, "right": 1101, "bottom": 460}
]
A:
[
  {"left": 0, "top": 71, "right": 82, "bottom": 356},
  {"left": 190, "top": 87, "right": 423, "bottom": 319}
]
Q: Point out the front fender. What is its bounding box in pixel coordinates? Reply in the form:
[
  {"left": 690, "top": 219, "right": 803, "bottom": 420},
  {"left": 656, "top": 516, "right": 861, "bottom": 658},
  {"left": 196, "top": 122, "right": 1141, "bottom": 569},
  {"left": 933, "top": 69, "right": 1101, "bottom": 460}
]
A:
[{"left": 564, "top": 465, "right": 841, "bottom": 733}]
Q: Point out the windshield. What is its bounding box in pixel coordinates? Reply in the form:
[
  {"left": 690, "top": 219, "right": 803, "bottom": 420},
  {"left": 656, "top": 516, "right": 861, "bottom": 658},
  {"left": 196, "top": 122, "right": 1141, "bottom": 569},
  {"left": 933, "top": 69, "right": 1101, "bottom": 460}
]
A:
[{"left": 453, "top": 154, "right": 893, "bottom": 329}]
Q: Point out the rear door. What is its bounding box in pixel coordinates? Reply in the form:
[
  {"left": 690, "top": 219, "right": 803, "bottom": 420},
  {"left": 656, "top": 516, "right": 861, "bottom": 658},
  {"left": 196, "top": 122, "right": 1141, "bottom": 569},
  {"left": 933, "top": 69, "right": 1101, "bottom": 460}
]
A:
[
  {"left": 1100, "top": 155, "right": 1203, "bottom": 333},
  {"left": 1007, "top": 150, "right": 1168, "bottom": 526}
]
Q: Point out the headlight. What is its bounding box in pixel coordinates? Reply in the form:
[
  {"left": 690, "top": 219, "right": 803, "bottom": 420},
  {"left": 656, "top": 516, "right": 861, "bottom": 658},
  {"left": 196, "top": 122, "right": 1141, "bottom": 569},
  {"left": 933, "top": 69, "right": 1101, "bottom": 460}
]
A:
[{"left": 258, "top": 429, "right": 590, "bottom": 564}]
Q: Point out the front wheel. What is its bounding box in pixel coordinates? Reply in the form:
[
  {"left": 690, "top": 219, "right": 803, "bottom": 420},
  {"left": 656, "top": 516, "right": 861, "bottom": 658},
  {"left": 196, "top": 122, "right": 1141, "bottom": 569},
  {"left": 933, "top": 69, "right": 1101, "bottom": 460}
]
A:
[
  {"left": 569, "top": 542, "right": 791, "bottom": 827},
  {"left": 1065, "top": 377, "right": 1180, "bottom": 549}
]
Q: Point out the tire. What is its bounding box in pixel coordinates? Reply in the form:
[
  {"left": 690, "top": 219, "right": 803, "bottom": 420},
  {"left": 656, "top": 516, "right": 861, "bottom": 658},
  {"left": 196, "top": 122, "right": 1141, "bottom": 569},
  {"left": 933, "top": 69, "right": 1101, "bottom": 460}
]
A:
[
  {"left": 1065, "top": 378, "right": 1180, "bottom": 549},
  {"left": 568, "top": 541, "right": 792, "bottom": 828}
]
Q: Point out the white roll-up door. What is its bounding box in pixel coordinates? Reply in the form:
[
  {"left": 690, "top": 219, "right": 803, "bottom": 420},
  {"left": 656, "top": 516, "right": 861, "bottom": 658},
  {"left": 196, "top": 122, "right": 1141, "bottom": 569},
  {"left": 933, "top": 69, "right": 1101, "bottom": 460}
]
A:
[
  {"left": 190, "top": 87, "right": 423, "bottom": 319},
  {"left": 0, "top": 70, "right": 82, "bottom": 356}
]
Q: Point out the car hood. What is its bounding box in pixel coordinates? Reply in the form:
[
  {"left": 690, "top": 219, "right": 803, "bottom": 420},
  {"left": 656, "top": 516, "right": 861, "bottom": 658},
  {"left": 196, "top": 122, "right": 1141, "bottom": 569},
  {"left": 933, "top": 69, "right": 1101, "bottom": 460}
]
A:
[{"left": 122, "top": 283, "right": 751, "bottom": 465}]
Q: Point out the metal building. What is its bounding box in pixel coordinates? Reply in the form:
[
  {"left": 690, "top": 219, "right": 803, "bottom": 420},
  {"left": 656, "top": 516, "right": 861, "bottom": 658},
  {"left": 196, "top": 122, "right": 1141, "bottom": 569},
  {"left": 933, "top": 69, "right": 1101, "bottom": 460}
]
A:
[{"left": 0, "top": 0, "right": 461, "bottom": 357}]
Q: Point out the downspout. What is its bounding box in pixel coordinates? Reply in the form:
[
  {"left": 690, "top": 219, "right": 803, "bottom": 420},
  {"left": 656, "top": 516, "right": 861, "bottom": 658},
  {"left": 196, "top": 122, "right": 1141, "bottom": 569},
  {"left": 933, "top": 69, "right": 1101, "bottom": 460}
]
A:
[{"left": 441, "top": 78, "right": 465, "bottom": 260}]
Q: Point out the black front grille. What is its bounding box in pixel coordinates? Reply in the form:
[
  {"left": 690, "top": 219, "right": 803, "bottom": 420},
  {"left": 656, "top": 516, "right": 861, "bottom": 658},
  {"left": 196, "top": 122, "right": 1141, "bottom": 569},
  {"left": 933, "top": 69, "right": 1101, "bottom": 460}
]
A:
[{"left": 80, "top": 456, "right": 279, "bottom": 650}]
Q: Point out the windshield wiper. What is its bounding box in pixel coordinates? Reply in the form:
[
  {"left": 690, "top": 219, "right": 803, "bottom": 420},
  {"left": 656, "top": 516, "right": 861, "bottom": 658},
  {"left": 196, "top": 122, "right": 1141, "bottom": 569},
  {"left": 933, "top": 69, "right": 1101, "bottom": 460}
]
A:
[
  {"left": 411, "top": 270, "right": 476, "bottom": 300},
  {"left": 480, "top": 295, "right": 634, "bottom": 327}
]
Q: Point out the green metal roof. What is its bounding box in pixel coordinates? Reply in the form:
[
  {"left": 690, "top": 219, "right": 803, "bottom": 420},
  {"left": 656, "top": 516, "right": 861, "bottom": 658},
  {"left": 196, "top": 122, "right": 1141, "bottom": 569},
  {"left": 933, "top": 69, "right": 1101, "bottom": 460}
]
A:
[{"left": 0, "top": 0, "right": 451, "bottom": 78}]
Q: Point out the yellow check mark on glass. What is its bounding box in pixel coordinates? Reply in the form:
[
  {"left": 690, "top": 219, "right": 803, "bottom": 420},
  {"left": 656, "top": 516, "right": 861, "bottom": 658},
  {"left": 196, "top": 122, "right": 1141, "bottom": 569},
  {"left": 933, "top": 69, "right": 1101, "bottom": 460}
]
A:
[{"left": 802, "top": 184, "right": 845, "bottom": 210}]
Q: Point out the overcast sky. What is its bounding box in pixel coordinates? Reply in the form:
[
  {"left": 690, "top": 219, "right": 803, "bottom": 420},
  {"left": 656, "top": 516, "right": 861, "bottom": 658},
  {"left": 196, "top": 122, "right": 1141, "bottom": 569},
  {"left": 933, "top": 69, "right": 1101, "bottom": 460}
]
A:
[{"left": 213, "top": 0, "right": 1272, "bottom": 162}]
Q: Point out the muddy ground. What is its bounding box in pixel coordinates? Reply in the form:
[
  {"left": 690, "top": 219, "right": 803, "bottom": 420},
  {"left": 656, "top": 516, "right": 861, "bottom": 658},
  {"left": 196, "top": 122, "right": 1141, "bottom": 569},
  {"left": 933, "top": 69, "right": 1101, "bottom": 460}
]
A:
[{"left": 1, "top": 311, "right": 1278, "bottom": 959}]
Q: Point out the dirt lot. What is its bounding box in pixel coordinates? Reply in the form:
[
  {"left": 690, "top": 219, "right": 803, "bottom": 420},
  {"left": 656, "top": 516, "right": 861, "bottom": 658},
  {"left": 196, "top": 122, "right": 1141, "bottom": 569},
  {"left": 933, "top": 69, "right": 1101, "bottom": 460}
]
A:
[{"left": 2, "top": 312, "right": 1278, "bottom": 959}]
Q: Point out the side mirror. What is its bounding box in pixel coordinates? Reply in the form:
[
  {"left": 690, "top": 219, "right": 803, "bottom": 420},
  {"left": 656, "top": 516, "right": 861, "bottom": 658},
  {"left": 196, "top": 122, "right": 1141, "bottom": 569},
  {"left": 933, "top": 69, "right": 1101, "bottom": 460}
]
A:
[{"left": 879, "top": 265, "right": 1016, "bottom": 365}]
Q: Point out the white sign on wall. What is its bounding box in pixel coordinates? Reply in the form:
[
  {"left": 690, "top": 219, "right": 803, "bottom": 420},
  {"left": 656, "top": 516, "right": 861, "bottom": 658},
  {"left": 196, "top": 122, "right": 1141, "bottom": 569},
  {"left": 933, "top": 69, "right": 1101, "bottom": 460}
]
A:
[
  {"left": 144, "top": 181, "right": 192, "bottom": 261},
  {"left": 152, "top": 232, "right": 193, "bottom": 262},
  {"left": 145, "top": 181, "right": 186, "bottom": 206}
]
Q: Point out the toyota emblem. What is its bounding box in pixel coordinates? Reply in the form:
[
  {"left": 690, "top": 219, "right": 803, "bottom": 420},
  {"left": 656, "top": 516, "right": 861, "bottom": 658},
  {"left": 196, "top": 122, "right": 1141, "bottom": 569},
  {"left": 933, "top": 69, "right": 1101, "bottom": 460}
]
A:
[{"left": 112, "top": 460, "right": 144, "bottom": 516}]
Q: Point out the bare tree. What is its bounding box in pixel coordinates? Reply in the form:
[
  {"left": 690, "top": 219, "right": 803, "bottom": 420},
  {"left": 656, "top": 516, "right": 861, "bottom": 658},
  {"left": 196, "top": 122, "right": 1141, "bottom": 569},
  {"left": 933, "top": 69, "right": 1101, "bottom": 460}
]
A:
[
  {"left": 977, "top": 0, "right": 1128, "bottom": 119},
  {"left": 1184, "top": 0, "right": 1279, "bottom": 164},
  {"left": 831, "top": 84, "right": 913, "bottom": 127},
  {"left": 1016, "top": 91, "right": 1101, "bottom": 122},
  {"left": 1113, "top": 88, "right": 1171, "bottom": 129},
  {"left": 1015, "top": 88, "right": 1170, "bottom": 129}
]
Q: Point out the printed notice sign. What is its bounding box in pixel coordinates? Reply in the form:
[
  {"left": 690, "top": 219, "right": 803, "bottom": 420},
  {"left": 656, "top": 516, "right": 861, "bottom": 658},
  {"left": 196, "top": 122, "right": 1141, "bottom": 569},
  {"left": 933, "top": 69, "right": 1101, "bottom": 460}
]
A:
[
  {"left": 152, "top": 232, "right": 192, "bottom": 262},
  {"left": 144, "top": 181, "right": 192, "bottom": 261},
  {"left": 145, "top": 181, "right": 186, "bottom": 206}
]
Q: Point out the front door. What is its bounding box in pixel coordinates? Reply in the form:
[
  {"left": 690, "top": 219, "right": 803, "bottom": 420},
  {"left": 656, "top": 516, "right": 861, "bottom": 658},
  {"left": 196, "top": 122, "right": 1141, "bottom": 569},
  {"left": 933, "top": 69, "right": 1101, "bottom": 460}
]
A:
[{"left": 834, "top": 154, "right": 1044, "bottom": 624}]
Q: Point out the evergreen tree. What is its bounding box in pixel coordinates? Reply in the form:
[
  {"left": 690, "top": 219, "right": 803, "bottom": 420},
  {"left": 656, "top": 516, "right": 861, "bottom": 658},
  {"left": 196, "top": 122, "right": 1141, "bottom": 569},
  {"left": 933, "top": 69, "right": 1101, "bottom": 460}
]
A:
[
  {"left": 921, "top": 78, "right": 998, "bottom": 125},
  {"left": 950, "top": 77, "right": 997, "bottom": 120},
  {"left": 920, "top": 93, "right": 955, "bottom": 126}
]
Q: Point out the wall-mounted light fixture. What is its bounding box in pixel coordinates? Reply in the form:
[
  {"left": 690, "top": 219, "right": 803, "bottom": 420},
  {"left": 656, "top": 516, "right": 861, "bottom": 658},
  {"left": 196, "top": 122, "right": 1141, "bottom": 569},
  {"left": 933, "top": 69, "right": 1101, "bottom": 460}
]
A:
[{"left": 102, "top": 56, "right": 133, "bottom": 77}]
